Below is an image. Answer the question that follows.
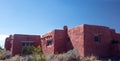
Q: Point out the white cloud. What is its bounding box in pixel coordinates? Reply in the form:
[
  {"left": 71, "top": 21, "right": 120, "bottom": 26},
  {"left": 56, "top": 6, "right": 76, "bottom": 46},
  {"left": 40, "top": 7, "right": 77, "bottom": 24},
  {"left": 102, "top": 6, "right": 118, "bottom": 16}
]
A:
[
  {"left": 0, "top": 35, "right": 9, "bottom": 41},
  {"left": 0, "top": 34, "right": 9, "bottom": 48}
]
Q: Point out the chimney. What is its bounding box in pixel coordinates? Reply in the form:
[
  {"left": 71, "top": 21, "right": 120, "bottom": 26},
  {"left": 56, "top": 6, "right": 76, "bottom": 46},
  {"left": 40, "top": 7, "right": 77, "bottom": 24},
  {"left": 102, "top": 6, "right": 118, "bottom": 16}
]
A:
[{"left": 63, "top": 26, "right": 68, "bottom": 31}]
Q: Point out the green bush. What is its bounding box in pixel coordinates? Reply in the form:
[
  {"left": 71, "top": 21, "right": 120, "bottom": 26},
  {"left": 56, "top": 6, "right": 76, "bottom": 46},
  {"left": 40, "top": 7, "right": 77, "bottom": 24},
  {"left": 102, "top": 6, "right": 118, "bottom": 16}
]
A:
[
  {"left": 21, "top": 46, "right": 34, "bottom": 55},
  {"left": 21, "top": 46, "right": 46, "bottom": 61},
  {"left": 32, "top": 46, "right": 46, "bottom": 61},
  {"left": 32, "top": 46, "right": 42, "bottom": 55}
]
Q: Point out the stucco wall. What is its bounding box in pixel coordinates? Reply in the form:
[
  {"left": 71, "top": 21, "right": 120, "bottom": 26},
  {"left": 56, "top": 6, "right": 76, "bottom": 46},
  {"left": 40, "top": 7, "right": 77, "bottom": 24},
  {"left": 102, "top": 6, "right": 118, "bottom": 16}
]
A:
[
  {"left": 5, "top": 34, "right": 41, "bottom": 56},
  {"left": 68, "top": 24, "right": 84, "bottom": 57},
  {"left": 41, "top": 31, "right": 55, "bottom": 54},
  {"left": 5, "top": 37, "right": 11, "bottom": 51},
  {"left": 84, "top": 24, "right": 112, "bottom": 57},
  {"left": 41, "top": 28, "right": 73, "bottom": 54}
]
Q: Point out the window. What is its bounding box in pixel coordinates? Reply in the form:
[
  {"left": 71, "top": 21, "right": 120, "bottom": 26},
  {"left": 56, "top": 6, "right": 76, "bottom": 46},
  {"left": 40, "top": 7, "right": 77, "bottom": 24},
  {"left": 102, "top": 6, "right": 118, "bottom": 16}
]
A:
[
  {"left": 30, "top": 43, "right": 33, "bottom": 46},
  {"left": 26, "top": 43, "right": 29, "bottom": 46},
  {"left": 22, "top": 43, "right": 26, "bottom": 46},
  {"left": 111, "top": 39, "right": 119, "bottom": 44},
  {"left": 22, "top": 42, "right": 33, "bottom": 47},
  {"left": 47, "top": 39, "right": 52, "bottom": 46},
  {"left": 94, "top": 35, "right": 99, "bottom": 43}
]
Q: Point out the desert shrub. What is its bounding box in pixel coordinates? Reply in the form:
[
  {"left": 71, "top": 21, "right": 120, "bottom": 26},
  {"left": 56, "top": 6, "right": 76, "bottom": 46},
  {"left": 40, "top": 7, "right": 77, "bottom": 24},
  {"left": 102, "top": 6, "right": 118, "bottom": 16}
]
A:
[
  {"left": 50, "top": 49, "right": 98, "bottom": 61},
  {"left": 31, "top": 46, "right": 46, "bottom": 61},
  {"left": 21, "top": 46, "right": 34, "bottom": 55},
  {"left": 0, "top": 49, "right": 11, "bottom": 60},
  {"left": 30, "top": 54, "right": 45, "bottom": 61},
  {"left": 22, "top": 46, "right": 42, "bottom": 55},
  {"left": 9, "top": 55, "right": 20, "bottom": 61},
  {"left": 20, "top": 46, "right": 46, "bottom": 61},
  {"left": 45, "top": 49, "right": 80, "bottom": 61},
  {"left": 45, "top": 54, "right": 54, "bottom": 61},
  {"left": 8, "top": 46, "right": 45, "bottom": 61},
  {"left": 32, "top": 46, "right": 42, "bottom": 55},
  {"left": 8, "top": 55, "right": 35, "bottom": 61},
  {"left": 20, "top": 55, "right": 36, "bottom": 61},
  {"left": 80, "top": 55, "right": 98, "bottom": 61},
  {"left": 64, "top": 48, "right": 80, "bottom": 61}
]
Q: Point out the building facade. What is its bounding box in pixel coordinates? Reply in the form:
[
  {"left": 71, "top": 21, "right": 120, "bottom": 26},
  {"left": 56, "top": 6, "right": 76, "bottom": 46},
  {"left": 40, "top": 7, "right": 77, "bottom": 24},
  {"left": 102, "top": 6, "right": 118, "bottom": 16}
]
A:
[
  {"left": 68, "top": 24, "right": 120, "bottom": 57},
  {"left": 5, "top": 34, "right": 41, "bottom": 56},
  {"left": 41, "top": 26, "right": 73, "bottom": 54},
  {"left": 4, "top": 24, "right": 120, "bottom": 57}
]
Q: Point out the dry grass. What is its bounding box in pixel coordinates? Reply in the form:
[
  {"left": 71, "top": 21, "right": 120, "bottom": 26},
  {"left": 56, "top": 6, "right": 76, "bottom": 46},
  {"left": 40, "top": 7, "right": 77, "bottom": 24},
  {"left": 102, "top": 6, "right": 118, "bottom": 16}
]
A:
[
  {"left": 1, "top": 48, "right": 119, "bottom": 61},
  {"left": 0, "top": 49, "right": 11, "bottom": 60}
]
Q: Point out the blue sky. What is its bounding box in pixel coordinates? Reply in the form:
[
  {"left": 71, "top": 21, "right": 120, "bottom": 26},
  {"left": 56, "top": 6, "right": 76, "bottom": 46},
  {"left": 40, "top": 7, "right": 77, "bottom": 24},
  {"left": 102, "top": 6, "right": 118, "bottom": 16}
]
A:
[{"left": 0, "top": 0, "right": 120, "bottom": 48}]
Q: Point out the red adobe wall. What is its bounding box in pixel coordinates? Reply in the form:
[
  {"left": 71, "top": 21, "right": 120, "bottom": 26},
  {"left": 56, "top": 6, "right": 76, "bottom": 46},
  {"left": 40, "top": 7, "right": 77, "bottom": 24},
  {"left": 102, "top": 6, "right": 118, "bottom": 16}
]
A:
[
  {"left": 41, "top": 31, "right": 55, "bottom": 54},
  {"left": 68, "top": 24, "right": 120, "bottom": 57},
  {"left": 84, "top": 24, "right": 113, "bottom": 57},
  {"left": 54, "top": 30, "right": 68, "bottom": 53},
  {"left": 5, "top": 35, "right": 14, "bottom": 51},
  {"left": 5, "top": 37, "right": 11, "bottom": 51},
  {"left": 41, "top": 26, "right": 73, "bottom": 54},
  {"left": 68, "top": 24, "right": 84, "bottom": 57},
  {"left": 117, "top": 33, "right": 120, "bottom": 56},
  {"left": 110, "top": 32, "right": 120, "bottom": 56},
  {"left": 5, "top": 34, "right": 41, "bottom": 56}
]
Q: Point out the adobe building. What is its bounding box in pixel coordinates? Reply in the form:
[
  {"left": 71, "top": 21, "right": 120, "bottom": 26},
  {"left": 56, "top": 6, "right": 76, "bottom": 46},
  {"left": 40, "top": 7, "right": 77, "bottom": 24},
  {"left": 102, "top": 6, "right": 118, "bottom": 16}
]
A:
[
  {"left": 5, "top": 34, "right": 41, "bottom": 56},
  {"left": 41, "top": 26, "right": 73, "bottom": 54},
  {"left": 68, "top": 24, "right": 120, "bottom": 57},
  {"left": 4, "top": 24, "right": 120, "bottom": 57},
  {"left": 41, "top": 24, "right": 120, "bottom": 57}
]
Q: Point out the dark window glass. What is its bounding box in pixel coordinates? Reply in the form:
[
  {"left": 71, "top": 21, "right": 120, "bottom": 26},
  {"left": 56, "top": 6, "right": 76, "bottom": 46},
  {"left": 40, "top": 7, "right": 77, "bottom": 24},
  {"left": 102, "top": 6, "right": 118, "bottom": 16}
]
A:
[
  {"left": 111, "top": 39, "right": 119, "bottom": 44},
  {"left": 22, "top": 43, "right": 26, "bottom": 46},
  {"left": 47, "top": 39, "right": 52, "bottom": 46},
  {"left": 26, "top": 43, "right": 29, "bottom": 46},
  {"left": 94, "top": 36, "right": 99, "bottom": 43},
  {"left": 30, "top": 43, "right": 33, "bottom": 46},
  {"left": 22, "top": 42, "right": 33, "bottom": 47}
]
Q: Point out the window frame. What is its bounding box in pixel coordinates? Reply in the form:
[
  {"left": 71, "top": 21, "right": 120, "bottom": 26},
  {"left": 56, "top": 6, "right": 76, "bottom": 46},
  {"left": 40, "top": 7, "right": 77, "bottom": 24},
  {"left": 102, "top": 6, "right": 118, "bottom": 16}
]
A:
[
  {"left": 94, "top": 35, "right": 100, "bottom": 44},
  {"left": 22, "top": 42, "right": 34, "bottom": 47},
  {"left": 46, "top": 39, "right": 52, "bottom": 46}
]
